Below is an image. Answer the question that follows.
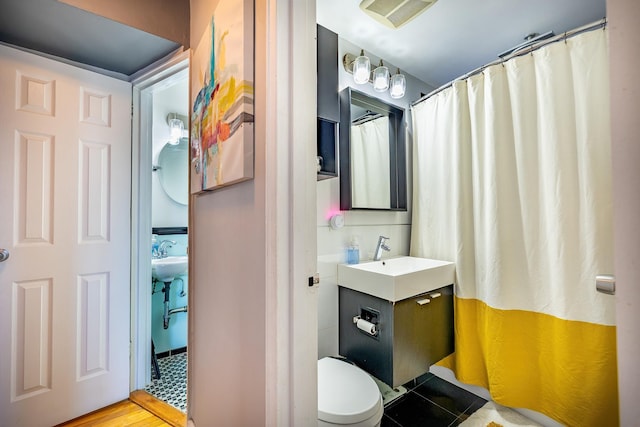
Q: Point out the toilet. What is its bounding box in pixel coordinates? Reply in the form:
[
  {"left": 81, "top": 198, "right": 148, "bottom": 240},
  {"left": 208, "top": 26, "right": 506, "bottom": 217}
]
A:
[{"left": 317, "top": 357, "right": 384, "bottom": 427}]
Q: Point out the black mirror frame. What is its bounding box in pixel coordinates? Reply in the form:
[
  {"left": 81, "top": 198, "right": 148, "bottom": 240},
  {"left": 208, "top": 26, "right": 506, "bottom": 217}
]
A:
[{"left": 339, "top": 87, "right": 407, "bottom": 211}]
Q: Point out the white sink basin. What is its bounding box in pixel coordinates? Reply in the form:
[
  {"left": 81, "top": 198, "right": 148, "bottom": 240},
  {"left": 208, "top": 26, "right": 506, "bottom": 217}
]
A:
[
  {"left": 337, "top": 256, "right": 455, "bottom": 302},
  {"left": 152, "top": 255, "right": 188, "bottom": 282}
]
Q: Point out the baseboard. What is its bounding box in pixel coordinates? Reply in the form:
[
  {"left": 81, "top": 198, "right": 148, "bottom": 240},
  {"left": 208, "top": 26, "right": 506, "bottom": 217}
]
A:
[{"left": 156, "top": 346, "right": 188, "bottom": 359}]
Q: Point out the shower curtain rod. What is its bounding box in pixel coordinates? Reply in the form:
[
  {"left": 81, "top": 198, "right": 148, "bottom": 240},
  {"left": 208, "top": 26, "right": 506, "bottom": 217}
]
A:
[
  {"left": 352, "top": 111, "right": 384, "bottom": 125},
  {"left": 411, "top": 18, "right": 608, "bottom": 107}
]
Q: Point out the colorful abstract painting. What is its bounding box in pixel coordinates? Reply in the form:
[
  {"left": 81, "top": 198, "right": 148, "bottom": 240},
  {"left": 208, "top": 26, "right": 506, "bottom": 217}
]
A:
[{"left": 190, "top": 0, "right": 254, "bottom": 193}]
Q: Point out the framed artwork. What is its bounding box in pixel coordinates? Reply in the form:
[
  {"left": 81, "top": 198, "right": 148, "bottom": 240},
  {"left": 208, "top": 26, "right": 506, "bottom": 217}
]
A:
[{"left": 190, "top": 0, "right": 254, "bottom": 193}]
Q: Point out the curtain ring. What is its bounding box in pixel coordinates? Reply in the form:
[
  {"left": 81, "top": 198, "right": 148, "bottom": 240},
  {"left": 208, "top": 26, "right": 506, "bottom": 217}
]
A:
[{"left": 564, "top": 32, "right": 568, "bottom": 44}]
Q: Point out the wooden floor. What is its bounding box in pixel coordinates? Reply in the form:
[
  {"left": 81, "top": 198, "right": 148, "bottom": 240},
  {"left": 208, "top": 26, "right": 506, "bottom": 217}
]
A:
[{"left": 56, "top": 390, "right": 186, "bottom": 427}]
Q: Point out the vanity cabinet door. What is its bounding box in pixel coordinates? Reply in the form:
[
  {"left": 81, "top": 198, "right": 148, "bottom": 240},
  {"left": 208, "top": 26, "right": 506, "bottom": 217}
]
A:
[
  {"left": 339, "top": 287, "right": 395, "bottom": 386},
  {"left": 425, "top": 285, "right": 455, "bottom": 362},
  {"left": 392, "top": 285, "right": 454, "bottom": 386}
]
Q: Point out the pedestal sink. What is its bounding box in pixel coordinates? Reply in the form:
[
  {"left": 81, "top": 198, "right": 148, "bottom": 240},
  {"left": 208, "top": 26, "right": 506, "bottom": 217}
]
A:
[
  {"left": 152, "top": 255, "right": 188, "bottom": 282},
  {"left": 337, "top": 256, "right": 455, "bottom": 302}
]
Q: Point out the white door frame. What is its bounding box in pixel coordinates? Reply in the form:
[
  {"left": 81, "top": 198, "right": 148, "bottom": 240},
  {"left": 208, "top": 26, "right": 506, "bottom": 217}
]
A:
[
  {"left": 265, "top": 0, "right": 318, "bottom": 423},
  {"left": 609, "top": 0, "right": 640, "bottom": 422},
  {"left": 130, "top": 52, "right": 189, "bottom": 391}
]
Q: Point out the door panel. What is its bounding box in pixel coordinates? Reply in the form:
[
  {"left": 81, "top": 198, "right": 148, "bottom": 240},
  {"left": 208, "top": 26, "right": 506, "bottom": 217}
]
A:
[{"left": 0, "top": 44, "right": 131, "bottom": 427}]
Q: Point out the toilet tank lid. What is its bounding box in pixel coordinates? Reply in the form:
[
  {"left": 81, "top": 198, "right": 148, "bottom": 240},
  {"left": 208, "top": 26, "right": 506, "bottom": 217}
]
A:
[{"left": 317, "top": 357, "right": 383, "bottom": 424}]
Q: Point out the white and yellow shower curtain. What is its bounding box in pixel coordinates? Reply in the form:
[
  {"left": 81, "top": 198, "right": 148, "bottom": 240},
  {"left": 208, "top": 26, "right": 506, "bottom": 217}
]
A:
[{"left": 411, "top": 28, "right": 617, "bottom": 426}]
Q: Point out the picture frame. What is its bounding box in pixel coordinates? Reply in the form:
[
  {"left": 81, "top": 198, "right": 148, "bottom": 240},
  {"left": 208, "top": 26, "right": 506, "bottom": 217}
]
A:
[{"left": 190, "top": 0, "right": 254, "bottom": 193}]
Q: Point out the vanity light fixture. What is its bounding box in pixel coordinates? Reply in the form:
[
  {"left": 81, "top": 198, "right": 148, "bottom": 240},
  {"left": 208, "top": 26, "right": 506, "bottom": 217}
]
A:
[
  {"left": 389, "top": 69, "right": 406, "bottom": 99},
  {"left": 343, "top": 52, "right": 406, "bottom": 98},
  {"left": 167, "top": 113, "right": 187, "bottom": 145},
  {"left": 168, "top": 118, "right": 183, "bottom": 145},
  {"left": 372, "top": 60, "right": 389, "bottom": 92}
]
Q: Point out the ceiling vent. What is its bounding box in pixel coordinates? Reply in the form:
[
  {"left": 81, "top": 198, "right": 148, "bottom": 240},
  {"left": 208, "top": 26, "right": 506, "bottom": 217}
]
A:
[{"left": 359, "top": 0, "right": 438, "bottom": 29}]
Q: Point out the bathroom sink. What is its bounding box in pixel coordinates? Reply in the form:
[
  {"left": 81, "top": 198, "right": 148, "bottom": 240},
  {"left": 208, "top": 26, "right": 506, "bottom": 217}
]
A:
[
  {"left": 152, "top": 256, "right": 188, "bottom": 282},
  {"left": 337, "top": 256, "right": 455, "bottom": 302}
]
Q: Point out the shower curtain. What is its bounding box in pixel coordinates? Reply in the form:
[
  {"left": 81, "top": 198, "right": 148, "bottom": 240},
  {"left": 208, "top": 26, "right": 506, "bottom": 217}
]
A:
[
  {"left": 350, "top": 115, "right": 391, "bottom": 208},
  {"left": 410, "top": 28, "right": 617, "bottom": 426}
]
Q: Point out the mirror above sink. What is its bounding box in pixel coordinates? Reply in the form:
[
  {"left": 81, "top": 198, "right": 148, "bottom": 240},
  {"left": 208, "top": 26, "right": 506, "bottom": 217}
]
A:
[
  {"left": 339, "top": 87, "right": 407, "bottom": 211},
  {"left": 337, "top": 256, "right": 454, "bottom": 302},
  {"left": 156, "top": 138, "right": 189, "bottom": 206}
]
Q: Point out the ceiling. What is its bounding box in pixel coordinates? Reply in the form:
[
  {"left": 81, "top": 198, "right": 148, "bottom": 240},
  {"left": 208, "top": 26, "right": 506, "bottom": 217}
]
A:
[
  {"left": 317, "top": 0, "right": 607, "bottom": 88},
  {"left": 0, "top": 0, "right": 181, "bottom": 77},
  {"left": 0, "top": 0, "right": 606, "bottom": 85}
]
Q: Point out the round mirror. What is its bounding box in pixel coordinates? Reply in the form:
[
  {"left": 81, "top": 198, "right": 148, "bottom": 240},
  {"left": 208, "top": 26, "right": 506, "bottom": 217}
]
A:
[{"left": 157, "top": 138, "right": 188, "bottom": 205}]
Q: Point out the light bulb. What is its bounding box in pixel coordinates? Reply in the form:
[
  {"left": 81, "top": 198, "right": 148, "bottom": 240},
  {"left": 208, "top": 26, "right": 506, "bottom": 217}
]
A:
[
  {"left": 390, "top": 72, "right": 406, "bottom": 99},
  {"left": 352, "top": 51, "right": 370, "bottom": 85},
  {"left": 168, "top": 118, "right": 183, "bottom": 145},
  {"left": 372, "top": 62, "right": 389, "bottom": 92}
]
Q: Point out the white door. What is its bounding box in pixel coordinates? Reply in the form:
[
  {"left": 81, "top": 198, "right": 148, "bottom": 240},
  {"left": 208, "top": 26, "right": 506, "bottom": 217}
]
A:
[{"left": 0, "top": 45, "right": 132, "bottom": 427}]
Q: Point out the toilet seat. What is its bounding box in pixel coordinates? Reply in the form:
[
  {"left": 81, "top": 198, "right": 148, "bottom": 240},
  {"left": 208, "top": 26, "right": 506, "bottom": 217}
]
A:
[{"left": 318, "top": 357, "right": 383, "bottom": 425}]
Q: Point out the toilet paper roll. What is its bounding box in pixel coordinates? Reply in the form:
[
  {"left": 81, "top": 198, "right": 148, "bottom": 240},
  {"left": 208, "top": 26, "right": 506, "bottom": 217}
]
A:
[{"left": 356, "top": 318, "right": 377, "bottom": 335}]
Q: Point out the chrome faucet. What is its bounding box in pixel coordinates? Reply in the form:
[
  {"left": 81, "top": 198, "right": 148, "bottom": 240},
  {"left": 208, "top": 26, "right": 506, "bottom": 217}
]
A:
[
  {"left": 373, "top": 235, "right": 391, "bottom": 261},
  {"left": 158, "top": 239, "right": 177, "bottom": 258}
]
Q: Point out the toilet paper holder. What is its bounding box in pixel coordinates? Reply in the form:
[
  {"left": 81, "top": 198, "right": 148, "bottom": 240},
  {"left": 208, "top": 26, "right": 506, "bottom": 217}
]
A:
[{"left": 353, "top": 315, "right": 379, "bottom": 337}]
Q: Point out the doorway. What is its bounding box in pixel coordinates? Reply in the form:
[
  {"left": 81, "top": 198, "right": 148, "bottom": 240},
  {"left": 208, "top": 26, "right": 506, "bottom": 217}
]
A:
[{"left": 130, "top": 54, "right": 190, "bottom": 415}]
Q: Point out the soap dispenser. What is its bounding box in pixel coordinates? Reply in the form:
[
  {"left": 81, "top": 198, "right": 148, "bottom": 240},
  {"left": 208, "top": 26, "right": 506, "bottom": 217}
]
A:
[
  {"left": 346, "top": 236, "right": 360, "bottom": 265},
  {"left": 151, "top": 234, "right": 159, "bottom": 258}
]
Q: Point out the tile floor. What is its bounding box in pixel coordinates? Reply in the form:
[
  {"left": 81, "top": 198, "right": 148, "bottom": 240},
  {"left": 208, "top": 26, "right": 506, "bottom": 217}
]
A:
[
  {"left": 143, "top": 353, "right": 484, "bottom": 424},
  {"left": 381, "top": 373, "right": 487, "bottom": 427},
  {"left": 145, "top": 352, "right": 187, "bottom": 413}
]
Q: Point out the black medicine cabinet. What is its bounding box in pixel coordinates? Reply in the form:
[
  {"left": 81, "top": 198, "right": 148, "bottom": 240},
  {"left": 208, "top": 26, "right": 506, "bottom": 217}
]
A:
[
  {"left": 316, "top": 24, "right": 339, "bottom": 180},
  {"left": 339, "top": 88, "right": 407, "bottom": 211},
  {"left": 315, "top": 24, "right": 408, "bottom": 213}
]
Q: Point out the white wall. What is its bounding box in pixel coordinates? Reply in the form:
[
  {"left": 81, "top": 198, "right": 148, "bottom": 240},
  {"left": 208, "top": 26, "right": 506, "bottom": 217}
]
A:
[
  {"left": 609, "top": 0, "right": 640, "bottom": 423},
  {"left": 151, "top": 75, "right": 188, "bottom": 228},
  {"left": 189, "top": 0, "right": 265, "bottom": 424},
  {"left": 189, "top": 0, "right": 319, "bottom": 423},
  {"left": 316, "top": 36, "right": 434, "bottom": 358}
]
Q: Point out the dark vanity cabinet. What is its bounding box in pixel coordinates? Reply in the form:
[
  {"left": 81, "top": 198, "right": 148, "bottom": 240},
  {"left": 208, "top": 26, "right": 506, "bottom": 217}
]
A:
[
  {"left": 339, "top": 285, "right": 454, "bottom": 387},
  {"left": 316, "top": 24, "right": 339, "bottom": 180}
]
